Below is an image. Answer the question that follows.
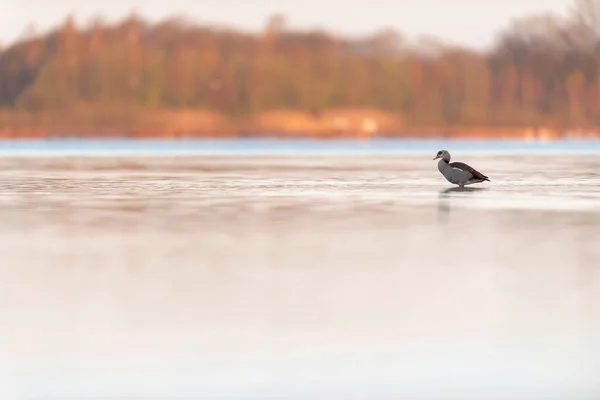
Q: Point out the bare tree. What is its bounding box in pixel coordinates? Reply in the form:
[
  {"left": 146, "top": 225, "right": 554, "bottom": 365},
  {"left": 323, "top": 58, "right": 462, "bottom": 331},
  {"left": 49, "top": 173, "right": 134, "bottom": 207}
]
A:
[{"left": 571, "top": 0, "right": 600, "bottom": 36}]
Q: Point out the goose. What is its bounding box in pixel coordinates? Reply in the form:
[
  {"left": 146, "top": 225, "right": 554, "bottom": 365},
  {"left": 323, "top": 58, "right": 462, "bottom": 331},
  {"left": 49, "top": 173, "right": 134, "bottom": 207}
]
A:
[{"left": 433, "top": 150, "right": 490, "bottom": 188}]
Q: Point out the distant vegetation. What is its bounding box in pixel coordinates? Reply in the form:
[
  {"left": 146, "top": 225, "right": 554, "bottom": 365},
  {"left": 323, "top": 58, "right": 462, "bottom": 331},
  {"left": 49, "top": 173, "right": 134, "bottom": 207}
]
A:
[{"left": 1, "top": 0, "right": 600, "bottom": 138}]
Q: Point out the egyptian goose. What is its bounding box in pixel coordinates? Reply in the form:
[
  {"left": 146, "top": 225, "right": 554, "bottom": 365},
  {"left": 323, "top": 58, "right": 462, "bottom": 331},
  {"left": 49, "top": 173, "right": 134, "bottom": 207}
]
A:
[{"left": 433, "top": 150, "right": 490, "bottom": 188}]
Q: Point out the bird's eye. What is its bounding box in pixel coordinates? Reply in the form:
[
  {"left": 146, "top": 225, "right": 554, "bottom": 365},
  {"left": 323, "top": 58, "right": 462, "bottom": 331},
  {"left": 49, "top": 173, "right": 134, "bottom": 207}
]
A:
[{"left": 437, "top": 151, "right": 442, "bottom": 155}]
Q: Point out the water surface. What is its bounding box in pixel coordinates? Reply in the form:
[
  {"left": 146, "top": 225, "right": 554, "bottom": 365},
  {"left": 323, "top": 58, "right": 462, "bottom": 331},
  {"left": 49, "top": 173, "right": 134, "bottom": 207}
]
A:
[{"left": 0, "top": 152, "right": 599, "bottom": 399}]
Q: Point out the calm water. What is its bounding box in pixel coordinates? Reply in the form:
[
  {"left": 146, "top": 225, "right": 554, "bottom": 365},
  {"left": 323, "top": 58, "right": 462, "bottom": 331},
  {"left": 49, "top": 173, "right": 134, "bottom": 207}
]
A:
[
  {"left": 1, "top": 141, "right": 599, "bottom": 399},
  {"left": 1, "top": 137, "right": 600, "bottom": 156}
]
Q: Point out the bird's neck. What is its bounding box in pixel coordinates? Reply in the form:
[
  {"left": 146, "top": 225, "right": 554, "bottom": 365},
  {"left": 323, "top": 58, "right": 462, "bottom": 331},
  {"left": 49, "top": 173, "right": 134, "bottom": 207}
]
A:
[{"left": 437, "top": 158, "right": 450, "bottom": 173}]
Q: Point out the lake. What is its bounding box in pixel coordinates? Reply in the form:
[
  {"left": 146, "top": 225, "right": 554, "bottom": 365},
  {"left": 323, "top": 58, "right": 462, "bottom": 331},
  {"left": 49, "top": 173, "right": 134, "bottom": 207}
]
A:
[{"left": 0, "top": 139, "right": 599, "bottom": 399}]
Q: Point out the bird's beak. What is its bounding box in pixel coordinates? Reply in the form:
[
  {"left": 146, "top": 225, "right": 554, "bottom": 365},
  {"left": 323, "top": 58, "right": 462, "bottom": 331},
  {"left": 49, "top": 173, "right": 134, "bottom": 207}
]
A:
[{"left": 433, "top": 155, "right": 440, "bottom": 160}]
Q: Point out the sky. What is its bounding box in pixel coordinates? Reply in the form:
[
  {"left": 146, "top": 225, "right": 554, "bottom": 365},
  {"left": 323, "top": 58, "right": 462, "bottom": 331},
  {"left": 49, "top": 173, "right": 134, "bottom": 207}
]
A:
[{"left": 0, "top": 0, "right": 575, "bottom": 49}]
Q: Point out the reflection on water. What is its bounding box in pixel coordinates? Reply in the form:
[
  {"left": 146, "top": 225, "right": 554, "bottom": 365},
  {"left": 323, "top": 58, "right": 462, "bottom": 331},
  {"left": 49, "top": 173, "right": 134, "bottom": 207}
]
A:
[
  {"left": 438, "top": 187, "right": 490, "bottom": 222},
  {"left": 0, "top": 154, "right": 599, "bottom": 399}
]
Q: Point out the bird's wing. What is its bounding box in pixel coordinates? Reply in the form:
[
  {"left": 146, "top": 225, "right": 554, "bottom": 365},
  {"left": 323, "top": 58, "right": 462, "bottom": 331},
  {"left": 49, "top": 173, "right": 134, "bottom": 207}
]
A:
[{"left": 448, "top": 161, "right": 488, "bottom": 180}]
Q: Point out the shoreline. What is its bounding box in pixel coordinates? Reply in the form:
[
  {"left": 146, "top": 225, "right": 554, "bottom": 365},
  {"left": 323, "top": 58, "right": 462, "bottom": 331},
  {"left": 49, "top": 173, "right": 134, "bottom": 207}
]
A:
[
  {"left": 0, "top": 130, "right": 597, "bottom": 141},
  {"left": 0, "top": 137, "right": 599, "bottom": 158}
]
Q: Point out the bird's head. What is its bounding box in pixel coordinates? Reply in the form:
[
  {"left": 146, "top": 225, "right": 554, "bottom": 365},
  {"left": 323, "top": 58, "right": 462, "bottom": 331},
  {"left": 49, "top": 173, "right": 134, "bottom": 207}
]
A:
[{"left": 433, "top": 150, "right": 450, "bottom": 162}]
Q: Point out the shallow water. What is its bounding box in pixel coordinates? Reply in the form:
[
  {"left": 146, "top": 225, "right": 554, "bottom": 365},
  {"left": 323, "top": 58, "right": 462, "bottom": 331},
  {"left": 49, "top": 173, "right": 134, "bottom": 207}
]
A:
[{"left": 0, "top": 153, "right": 599, "bottom": 399}]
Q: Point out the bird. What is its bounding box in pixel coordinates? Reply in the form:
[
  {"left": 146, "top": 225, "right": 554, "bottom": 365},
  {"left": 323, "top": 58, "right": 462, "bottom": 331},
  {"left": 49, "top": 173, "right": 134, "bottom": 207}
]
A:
[{"left": 433, "top": 150, "right": 490, "bottom": 188}]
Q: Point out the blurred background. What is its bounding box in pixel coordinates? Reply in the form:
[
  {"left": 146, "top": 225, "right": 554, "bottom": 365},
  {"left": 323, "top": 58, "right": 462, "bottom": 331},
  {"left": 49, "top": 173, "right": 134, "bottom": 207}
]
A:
[
  {"left": 1, "top": 1, "right": 600, "bottom": 399},
  {"left": 1, "top": 0, "right": 600, "bottom": 140}
]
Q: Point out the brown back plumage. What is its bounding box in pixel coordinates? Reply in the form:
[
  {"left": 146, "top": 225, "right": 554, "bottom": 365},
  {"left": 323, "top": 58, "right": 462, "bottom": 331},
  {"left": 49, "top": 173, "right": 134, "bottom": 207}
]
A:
[{"left": 448, "top": 161, "right": 490, "bottom": 181}]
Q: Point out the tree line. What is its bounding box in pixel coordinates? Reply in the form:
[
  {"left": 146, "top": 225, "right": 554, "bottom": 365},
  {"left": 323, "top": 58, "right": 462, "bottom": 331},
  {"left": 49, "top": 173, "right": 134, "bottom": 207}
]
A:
[{"left": 1, "top": 0, "right": 600, "bottom": 131}]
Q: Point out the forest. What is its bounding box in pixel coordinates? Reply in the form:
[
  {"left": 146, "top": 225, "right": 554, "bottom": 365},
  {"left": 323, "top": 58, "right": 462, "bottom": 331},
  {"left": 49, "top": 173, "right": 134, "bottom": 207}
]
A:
[{"left": 1, "top": 0, "right": 600, "bottom": 138}]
